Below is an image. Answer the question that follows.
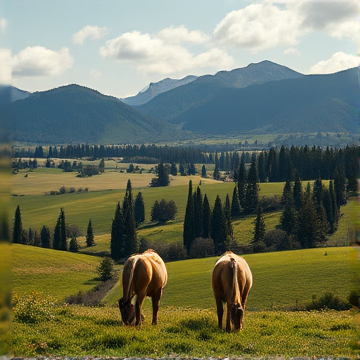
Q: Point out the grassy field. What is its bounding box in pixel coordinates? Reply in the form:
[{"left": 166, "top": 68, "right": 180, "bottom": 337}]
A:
[{"left": 10, "top": 244, "right": 360, "bottom": 357}]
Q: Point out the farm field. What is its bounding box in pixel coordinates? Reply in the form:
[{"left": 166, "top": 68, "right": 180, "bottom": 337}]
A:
[{"left": 10, "top": 244, "right": 360, "bottom": 357}]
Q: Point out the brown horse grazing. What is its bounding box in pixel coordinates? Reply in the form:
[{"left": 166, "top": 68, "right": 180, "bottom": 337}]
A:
[
  {"left": 118, "top": 249, "right": 167, "bottom": 326},
  {"left": 212, "top": 251, "right": 253, "bottom": 332}
]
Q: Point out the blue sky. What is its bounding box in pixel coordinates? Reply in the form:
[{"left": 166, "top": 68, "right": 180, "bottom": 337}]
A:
[{"left": 1, "top": 0, "right": 359, "bottom": 98}]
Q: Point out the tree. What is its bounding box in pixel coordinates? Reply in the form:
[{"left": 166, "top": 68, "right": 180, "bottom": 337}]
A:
[
  {"left": 110, "top": 202, "right": 124, "bottom": 260},
  {"left": 154, "top": 163, "right": 170, "bottom": 187},
  {"left": 253, "top": 205, "right": 266, "bottom": 244},
  {"left": 122, "top": 179, "right": 138, "bottom": 258},
  {"left": 69, "top": 236, "right": 79, "bottom": 252},
  {"left": 280, "top": 190, "right": 297, "bottom": 236},
  {"left": 98, "top": 158, "right": 105, "bottom": 173},
  {"left": 40, "top": 225, "right": 51, "bottom": 248},
  {"left": 59, "top": 208, "right": 67, "bottom": 251},
  {"left": 224, "top": 194, "right": 233, "bottom": 241},
  {"left": 151, "top": 199, "right": 177, "bottom": 222},
  {"left": 231, "top": 186, "right": 241, "bottom": 217},
  {"left": 97, "top": 257, "right": 114, "bottom": 281},
  {"left": 201, "top": 165, "right": 207, "bottom": 178},
  {"left": 86, "top": 219, "right": 95, "bottom": 247},
  {"left": 237, "top": 159, "right": 247, "bottom": 209},
  {"left": 213, "top": 164, "right": 220, "bottom": 180},
  {"left": 183, "top": 180, "right": 195, "bottom": 254},
  {"left": 202, "top": 194, "right": 211, "bottom": 239},
  {"left": 194, "top": 187, "right": 203, "bottom": 238},
  {"left": 244, "top": 157, "right": 259, "bottom": 214},
  {"left": 12, "top": 205, "right": 23, "bottom": 244},
  {"left": 170, "top": 163, "right": 177, "bottom": 176},
  {"left": 293, "top": 173, "right": 303, "bottom": 211},
  {"left": 211, "top": 195, "right": 227, "bottom": 254},
  {"left": 134, "top": 192, "right": 145, "bottom": 227}
]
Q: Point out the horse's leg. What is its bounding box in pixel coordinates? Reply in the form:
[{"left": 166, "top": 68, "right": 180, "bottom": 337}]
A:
[
  {"left": 226, "top": 303, "right": 232, "bottom": 332},
  {"left": 240, "top": 290, "right": 250, "bottom": 330},
  {"left": 135, "top": 293, "right": 146, "bottom": 326},
  {"left": 151, "top": 287, "right": 162, "bottom": 325},
  {"left": 215, "top": 296, "right": 223, "bottom": 329}
]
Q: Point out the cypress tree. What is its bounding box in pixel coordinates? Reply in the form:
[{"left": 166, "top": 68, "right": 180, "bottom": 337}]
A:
[
  {"left": 12, "top": 205, "right": 23, "bottom": 244},
  {"left": 86, "top": 219, "right": 95, "bottom": 247},
  {"left": 156, "top": 163, "right": 170, "bottom": 186},
  {"left": 252, "top": 205, "right": 266, "bottom": 244},
  {"left": 53, "top": 215, "right": 61, "bottom": 250},
  {"left": 280, "top": 190, "right": 297, "bottom": 236},
  {"left": 59, "top": 208, "right": 67, "bottom": 251},
  {"left": 202, "top": 194, "right": 211, "bottom": 239},
  {"left": 237, "top": 159, "right": 247, "bottom": 209},
  {"left": 194, "top": 187, "right": 203, "bottom": 238},
  {"left": 183, "top": 180, "right": 195, "bottom": 254},
  {"left": 134, "top": 192, "right": 145, "bottom": 227},
  {"left": 69, "top": 236, "right": 79, "bottom": 252},
  {"left": 244, "top": 157, "right": 259, "bottom": 214},
  {"left": 201, "top": 165, "right": 207, "bottom": 178},
  {"left": 231, "top": 186, "right": 241, "bottom": 217},
  {"left": 170, "top": 163, "right": 178, "bottom": 176},
  {"left": 110, "top": 202, "right": 124, "bottom": 260},
  {"left": 40, "top": 225, "right": 51, "bottom": 248},
  {"left": 123, "top": 179, "right": 138, "bottom": 257},
  {"left": 329, "top": 180, "right": 339, "bottom": 232},
  {"left": 211, "top": 195, "right": 227, "bottom": 254},
  {"left": 224, "top": 194, "right": 233, "bottom": 241}
]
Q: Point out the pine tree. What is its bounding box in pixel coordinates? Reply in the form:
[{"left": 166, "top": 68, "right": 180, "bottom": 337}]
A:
[
  {"left": 53, "top": 215, "right": 61, "bottom": 250},
  {"left": 329, "top": 180, "right": 339, "bottom": 232},
  {"left": 333, "top": 166, "right": 347, "bottom": 208},
  {"left": 12, "top": 205, "right": 23, "bottom": 244},
  {"left": 252, "top": 205, "right": 266, "bottom": 244},
  {"left": 40, "top": 225, "right": 51, "bottom": 248},
  {"left": 134, "top": 192, "right": 145, "bottom": 227},
  {"left": 237, "top": 159, "right": 247, "bottom": 209},
  {"left": 293, "top": 173, "right": 303, "bottom": 211},
  {"left": 244, "top": 157, "right": 259, "bottom": 214},
  {"left": 231, "top": 186, "right": 241, "bottom": 217},
  {"left": 280, "top": 190, "right": 297, "bottom": 236},
  {"left": 211, "top": 195, "right": 227, "bottom": 254},
  {"left": 59, "top": 208, "right": 67, "bottom": 251},
  {"left": 201, "top": 165, "right": 207, "bottom": 178},
  {"left": 202, "top": 194, "right": 211, "bottom": 239},
  {"left": 122, "top": 179, "right": 138, "bottom": 257},
  {"left": 194, "top": 187, "right": 203, "bottom": 238},
  {"left": 224, "top": 194, "right": 233, "bottom": 241},
  {"left": 86, "top": 219, "right": 95, "bottom": 247},
  {"left": 110, "top": 202, "right": 124, "bottom": 260},
  {"left": 183, "top": 180, "right": 195, "bottom": 254}
]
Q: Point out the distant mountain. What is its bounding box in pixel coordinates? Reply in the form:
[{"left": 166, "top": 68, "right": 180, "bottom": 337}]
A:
[
  {"left": 168, "top": 67, "right": 360, "bottom": 135},
  {"left": 0, "top": 86, "right": 30, "bottom": 106},
  {"left": 136, "top": 61, "right": 304, "bottom": 121},
  {"left": 121, "top": 75, "right": 197, "bottom": 106},
  {"left": 5, "top": 84, "right": 184, "bottom": 144}
]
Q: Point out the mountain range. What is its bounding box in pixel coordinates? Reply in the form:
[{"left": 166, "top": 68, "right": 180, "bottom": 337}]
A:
[{"left": 3, "top": 60, "right": 360, "bottom": 145}]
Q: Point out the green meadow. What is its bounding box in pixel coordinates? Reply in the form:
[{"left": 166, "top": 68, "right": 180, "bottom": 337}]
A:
[{"left": 9, "top": 166, "right": 360, "bottom": 357}]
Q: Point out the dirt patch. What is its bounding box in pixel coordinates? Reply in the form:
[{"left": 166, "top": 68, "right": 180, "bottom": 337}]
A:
[{"left": 64, "top": 275, "right": 118, "bottom": 306}]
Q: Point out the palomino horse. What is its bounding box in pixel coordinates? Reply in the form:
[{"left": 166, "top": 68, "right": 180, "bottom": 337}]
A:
[
  {"left": 212, "top": 251, "right": 253, "bottom": 332},
  {"left": 118, "top": 249, "right": 167, "bottom": 326}
]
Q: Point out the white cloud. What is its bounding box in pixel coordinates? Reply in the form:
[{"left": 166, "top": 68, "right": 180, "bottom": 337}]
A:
[
  {"left": 12, "top": 46, "right": 73, "bottom": 77},
  {"left": 72, "top": 25, "right": 109, "bottom": 45},
  {"left": 100, "top": 30, "right": 233, "bottom": 74},
  {"left": 0, "top": 48, "right": 12, "bottom": 84},
  {"left": 213, "top": 4, "right": 304, "bottom": 52},
  {"left": 0, "top": 18, "right": 7, "bottom": 34},
  {"left": 157, "top": 25, "right": 210, "bottom": 44},
  {"left": 309, "top": 52, "right": 360, "bottom": 74},
  {"left": 284, "top": 47, "right": 300, "bottom": 56}
]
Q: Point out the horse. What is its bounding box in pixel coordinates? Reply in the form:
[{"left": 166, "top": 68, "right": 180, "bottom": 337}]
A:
[
  {"left": 118, "top": 249, "right": 168, "bottom": 326},
  {"left": 212, "top": 251, "right": 253, "bottom": 332}
]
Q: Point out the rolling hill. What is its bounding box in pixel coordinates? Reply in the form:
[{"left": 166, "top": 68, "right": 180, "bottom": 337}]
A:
[{"left": 5, "top": 84, "right": 185, "bottom": 144}]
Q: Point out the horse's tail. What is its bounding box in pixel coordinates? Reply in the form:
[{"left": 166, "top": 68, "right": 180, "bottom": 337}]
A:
[
  {"left": 230, "top": 257, "right": 240, "bottom": 305},
  {"left": 124, "top": 256, "right": 138, "bottom": 302}
]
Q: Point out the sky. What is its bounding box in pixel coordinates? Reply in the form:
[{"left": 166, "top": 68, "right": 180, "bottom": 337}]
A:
[{"left": 0, "top": 0, "right": 359, "bottom": 98}]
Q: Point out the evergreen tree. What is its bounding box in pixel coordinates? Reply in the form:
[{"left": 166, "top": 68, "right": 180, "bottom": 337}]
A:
[
  {"left": 59, "top": 208, "right": 67, "bottom": 251},
  {"left": 258, "top": 151, "right": 267, "bottom": 182},
  {"left": 86, "top": 219, "right": 95, "bottom": 247},
  {"left": 213, "top": 164, "right": 220, "bottom": 180},
  {"left": 156, "top": 163, "right": 170, "bottom": 186},
  {"left": 33, "top": 230, "right": 41, "bottom": 247},
  {"left": 329, "top": 180, "right": 339, "bottom": 232},
  {"left": 122, "top": 179, "right": 138, "bottom": 257},
  {"left": 280, "top": 190, "right": 297, "bottom": 236},
  {"left": 224, "top": 194, "right": 233, "bottom": 241},
  {"left": 244, "top": 157, "right": 259, "bottom": 214},
  {"left": 202, "top": 194, "right": 211, "bottom": 239},
  {"left": 183, "top": 180, "right": 195, "bottom": 254},
  {"left": 134, "top": 192, "right": 145, "bottom": 227},
  {"left": 333, "top": 166, "right": 347, "bottom": 208},
  {"left": 69, "top": 236, "right": 79, "bottom": 252},
  {"left": 110, "top": 202, "right": 124, "bottom": 260},
  {"left": 28, "top": 227, "right": 33, "bottom": 245},
  {"left": 151, "top": 200, "right": 160, "bottom": 222},
  {"left": 293, "top": 173, "right": 303, "bottom": 211},
  {"left": 40, "top": 225, "right": 51, "bottom": 248},
  {"left": 231, "top": 186, "right": 241, "bottom": 217},
  {"left": 252, "top": 205, "right": 266, "bottom": 244},
  {"left": 170, "top": 163, "right": 178, "bottom": 176},
  {"left": 53, "top": 215, "right": 61, "bottom": 250},
  {"left": 12, "top": 205, "right": 23, "bottom": 244},
  {"left": 98, "top": 158, "right": 105, "bottom": 173},
  {"left": 194, "top": 187, "right": 203, "bottom": 238},
  {"left": 237, "top": 159, "right": 247, "bottom": 209},
  {"left": 211, "top": 195, "right": 227, "bottom": 254},
  {"left": 201, "top": 165, "right": 207, "bottom": 178}
]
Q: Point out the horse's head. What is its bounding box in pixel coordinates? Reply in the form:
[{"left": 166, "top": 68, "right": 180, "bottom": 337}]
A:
[
  {"left": 118, "top": 297, "right": 135, "bottom": 325},
  {"left": 230, "top": 303, "right": 244, "bottom": 331}
]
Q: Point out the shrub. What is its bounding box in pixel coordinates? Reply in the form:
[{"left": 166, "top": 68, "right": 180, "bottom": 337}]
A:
[
  {"left": 259, "top": 196, "right": 282, "bottom": 212},
  {"left": 12, "top": 292, "right": 57, "bottom": 323},
  {"left": 189, "top": 238, "right": 215, "bottom": 258},
  {"left": 97, "top": 257, "right": 114, "bottom": 281},
  {"left": 167, "top": 242, "right": 187, "bottom": 261},
  {"left": 348, "top": 290, "right": 360, "bottom": 308},
  {"left": 306, "top": 291, "right": 351, "bottom": 311}
]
